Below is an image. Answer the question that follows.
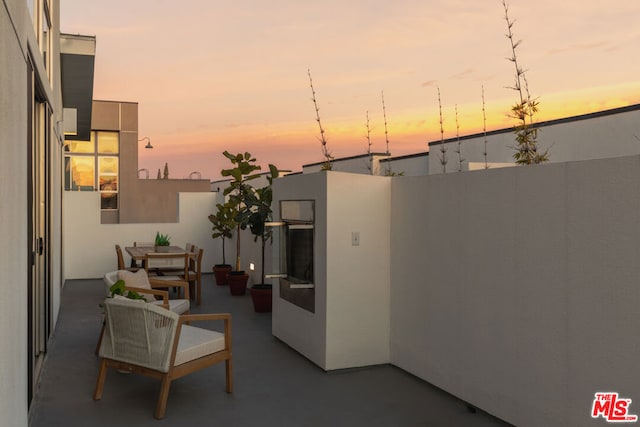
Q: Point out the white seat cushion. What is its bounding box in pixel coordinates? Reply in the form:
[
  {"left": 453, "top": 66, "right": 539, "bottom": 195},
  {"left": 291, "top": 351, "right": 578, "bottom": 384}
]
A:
[
  {"left": 174, "top": 325, "right": 225, "bottom": 366},
  {"left": 151, "top": 299, "right": 190, "bottom": 315}
]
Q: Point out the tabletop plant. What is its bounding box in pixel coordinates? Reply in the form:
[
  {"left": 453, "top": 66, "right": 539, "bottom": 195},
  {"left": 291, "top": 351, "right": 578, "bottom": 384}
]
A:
[
  {"left": 220, "top": 151, "right": 262, "bottom": 272},
  {"left": 154, "top": 232, "right": 170, "bottom": 247}
]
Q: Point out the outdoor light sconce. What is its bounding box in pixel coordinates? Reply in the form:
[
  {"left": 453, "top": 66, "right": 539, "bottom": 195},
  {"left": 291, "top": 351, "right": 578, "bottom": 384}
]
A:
[{"left": 138, "top": 136, "right": 153, "bottom": 149}]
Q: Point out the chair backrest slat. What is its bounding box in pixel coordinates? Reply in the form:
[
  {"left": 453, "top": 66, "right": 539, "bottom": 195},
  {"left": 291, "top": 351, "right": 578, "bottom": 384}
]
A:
[{"left": 115, "top": 245, "right": 126, "bottom": 270}]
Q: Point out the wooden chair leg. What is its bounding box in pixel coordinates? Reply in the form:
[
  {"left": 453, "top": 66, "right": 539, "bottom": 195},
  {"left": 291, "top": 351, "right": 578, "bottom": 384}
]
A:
[
  {"left": 225, "top": 359, "right": 233, "bottom": 393},
  {"left": 93, "top": 359, "right": 108, "bottom": 400},
  {"left": 155, "top": 375, "right": 172, "bottom": 419},
  {"left": 95, "top": 321, "right": 105, "bottom": 355},
  {"left": 196, "top": 275, "right": 202, "bottom": 306}
]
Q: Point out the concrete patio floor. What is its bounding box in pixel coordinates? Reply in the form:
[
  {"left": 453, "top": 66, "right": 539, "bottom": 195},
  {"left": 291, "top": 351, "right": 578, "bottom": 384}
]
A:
[{"left": 29, "top": 274, "right": 513, "bottom": 426}]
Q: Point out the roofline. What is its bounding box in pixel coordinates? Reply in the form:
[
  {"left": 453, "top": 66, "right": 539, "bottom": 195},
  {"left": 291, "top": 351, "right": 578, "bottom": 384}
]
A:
[
  {"left": 303, "top": 152, "right": 390, "bottom": 168},
  {"left": 428, "top": 103, "right": 640, "bottom": 147},
  {"left": 380, "top": 151, "right": 429, "bottom": 162}
]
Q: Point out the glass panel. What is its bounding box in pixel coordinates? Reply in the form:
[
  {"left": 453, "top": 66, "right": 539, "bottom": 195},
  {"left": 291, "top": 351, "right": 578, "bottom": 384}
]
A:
[
  {"left": 286, "top": 226, "right": 314, "bottom": 284},
  {"left": 99, "top": 176, "right": 118, "bottom": 191},
  {"left": 68, "top": 134, "right": 95, "bottom": 153},
  {"left": 97, "top": 132, "right": 119, "bottom": 154},
  {"left": 67, "top": 156, "right": 95, "bottom": 191},
  {"left": 265, "top": 223, "right": 287, "bottom": 278},
  {"left": 101, "top": 193, "right": 118, "bottom": 210},
  {"left": 99, "top": 157, "right": 118, "bottom": 174}
]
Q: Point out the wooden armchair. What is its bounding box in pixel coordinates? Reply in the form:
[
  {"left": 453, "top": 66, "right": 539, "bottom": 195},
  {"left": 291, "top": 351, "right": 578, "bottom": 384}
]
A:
[{"left": 94, "top": 297, "right": 233, "bottom": 419}]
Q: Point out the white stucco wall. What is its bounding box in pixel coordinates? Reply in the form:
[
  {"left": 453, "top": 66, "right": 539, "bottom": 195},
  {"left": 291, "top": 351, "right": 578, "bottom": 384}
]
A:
[
  {"left": 391, "top": 155, "right": 640, "bottom": 426},
  {"left": 272, "top": 172, "right": 328, "bottom": 368},
  {"left": 2, "top": 0, "right": 64, "bottom": 424},
  {"left": 63, "top": 192, "right": 221, "bottom": 279},
  {"left": 325, "top": 172, "right": 391, "bottom": 369},
  {"left": 1, "top": 4, "right": 29, "bottom": 425},
  {"left": 272, "top": 172, "right": 391, "bottom": 370},
  {"left": 430, "top": 107, "right": 640, "bottom": 174}
]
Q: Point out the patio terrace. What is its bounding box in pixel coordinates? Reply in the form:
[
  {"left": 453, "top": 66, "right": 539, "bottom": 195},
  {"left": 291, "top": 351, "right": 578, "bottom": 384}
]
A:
[{"left": 29, "top": 274, "right": 511, "bottom": 426}]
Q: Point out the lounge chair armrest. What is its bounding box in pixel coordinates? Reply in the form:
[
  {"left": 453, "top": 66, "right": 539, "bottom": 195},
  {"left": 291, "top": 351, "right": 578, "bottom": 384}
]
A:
[
  {"left": 179, "top": 313, "right": 231, "bottom": 323},
  {"left": 179, "top": 314, "right": 232, "bottom": 349}
]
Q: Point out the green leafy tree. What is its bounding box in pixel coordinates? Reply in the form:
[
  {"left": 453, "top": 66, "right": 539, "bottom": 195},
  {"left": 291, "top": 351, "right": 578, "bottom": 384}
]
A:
[
  {"left": 208, "top": 202, "right": 236, "bottom": 266},
  {"left": 245, "top": 165, "right": 279, "bottom": 285},
  {"left": 220, "top": 151, "right": 262, "bottom": 271}
]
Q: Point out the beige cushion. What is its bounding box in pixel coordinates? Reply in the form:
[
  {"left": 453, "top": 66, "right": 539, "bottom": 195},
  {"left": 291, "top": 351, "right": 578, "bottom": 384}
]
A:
[
  {"left": 151, "top": 299, "right": 190, "bottom": 315},
  {"left": 174, "top": 325, "right": 225, "bottom": 366},
  {"left": 118, "top": 270, "right": 155, "bottom": 303}
]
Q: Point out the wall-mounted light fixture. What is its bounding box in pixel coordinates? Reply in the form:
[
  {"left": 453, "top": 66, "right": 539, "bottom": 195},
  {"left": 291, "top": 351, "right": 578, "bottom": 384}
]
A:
[{"left": 138, "top": 136, "right": 153, "bottom": 149}]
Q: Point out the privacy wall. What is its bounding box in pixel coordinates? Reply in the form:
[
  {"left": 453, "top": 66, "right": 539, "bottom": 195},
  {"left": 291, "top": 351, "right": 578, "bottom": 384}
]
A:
[
  {"left": 63, "top": 192, "right": 220, "bottom": 278},
  {"left": 390, "top": 155, "right": 640, "bottom": 426}
]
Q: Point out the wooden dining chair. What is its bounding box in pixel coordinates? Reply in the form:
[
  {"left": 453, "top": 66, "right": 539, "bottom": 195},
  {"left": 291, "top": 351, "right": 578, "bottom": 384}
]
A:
[
  {"left": 145, "top": 252, "right": 190, "bottom": 298},
  {"left": 115, "top": 244, "right": 138, "bottom": 271},
  {"left": 187, "top": 246, "right": 204, "bottom": 306},
  {"left": 131, "top": 242, "right": 154, "bottom": 268}
]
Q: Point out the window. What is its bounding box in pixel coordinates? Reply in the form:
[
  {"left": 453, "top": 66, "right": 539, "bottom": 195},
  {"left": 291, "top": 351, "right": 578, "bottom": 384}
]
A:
[
  {"left": 65, "top": 157, "right": 95, "bottom": 191},
  {"left": 64, "top": 131, "right": 120, "bottom": 210},
  {"left": 267, "top": 200, "right": 315, "bottom": 312},
  {"left": 99, "top": 156, "right": 118, "bottom": 210},
  {"left": 97, "top": 131, "right": 119, "bottom": 154}
]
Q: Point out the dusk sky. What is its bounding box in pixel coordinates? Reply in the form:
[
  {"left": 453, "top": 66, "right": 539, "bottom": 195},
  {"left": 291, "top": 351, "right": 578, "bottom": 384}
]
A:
[{"left": 61, "top": 0, "right": 640, "bottom": 180}]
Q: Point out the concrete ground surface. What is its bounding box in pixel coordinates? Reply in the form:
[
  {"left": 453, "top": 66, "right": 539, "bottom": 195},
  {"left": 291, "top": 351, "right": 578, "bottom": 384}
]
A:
[{"left": 29, "top": 275, "right": 513, "bottom": 427}]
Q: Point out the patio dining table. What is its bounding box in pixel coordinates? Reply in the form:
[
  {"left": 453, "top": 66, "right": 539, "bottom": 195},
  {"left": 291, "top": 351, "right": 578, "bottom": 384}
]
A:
[{"left": 124, "top": 245, "right": 193, "bottom": 262}]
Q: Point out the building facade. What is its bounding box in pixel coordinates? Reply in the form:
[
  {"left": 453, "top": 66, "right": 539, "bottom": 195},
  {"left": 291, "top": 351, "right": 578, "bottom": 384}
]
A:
[{"left": 1, "top": 0, "right": 74, "bottom": 424}]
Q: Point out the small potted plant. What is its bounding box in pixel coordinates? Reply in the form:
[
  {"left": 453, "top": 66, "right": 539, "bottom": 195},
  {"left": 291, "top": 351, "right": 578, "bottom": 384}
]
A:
[
  {"left": 208, "top": 202, "right": 236, "bottom": 286},
  {"left": 154, "top": 232, "right": 171, "bottom": 252}
]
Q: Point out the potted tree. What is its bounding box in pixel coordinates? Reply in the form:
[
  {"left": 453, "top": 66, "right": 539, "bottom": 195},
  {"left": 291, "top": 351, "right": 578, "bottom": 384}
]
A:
[
  {"left": 208, "top": 202, "right": 236, "bottom": 286},
  {"left": 246, "top": 165, "right": 279, "bottom": 312},
  {"left": 220, "top": 151, "right": 261, "bottom": 295}
]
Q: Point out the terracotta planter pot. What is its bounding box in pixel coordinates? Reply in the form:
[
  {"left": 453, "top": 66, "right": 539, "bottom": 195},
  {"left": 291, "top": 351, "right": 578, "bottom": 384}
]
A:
[
  {"left": 213, "top": 264, "right": 232, "bottom": 286},
  {"left": 227, "top": 271, "right": 249, "bottom": 295},
  {"left": 250, "top": 285, "right": 272, "bottom": 313}
]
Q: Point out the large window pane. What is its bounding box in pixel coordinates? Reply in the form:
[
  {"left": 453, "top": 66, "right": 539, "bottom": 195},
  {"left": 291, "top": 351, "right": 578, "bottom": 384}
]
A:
[
  {"left": 97, "top": 132, "right": 119, "bottom": 154},
  {"left": 65, "top": 156, "right": 95, "bottom": 190},
  {"left": 99, "top": 156, "right": 118, "bottom": 174}
]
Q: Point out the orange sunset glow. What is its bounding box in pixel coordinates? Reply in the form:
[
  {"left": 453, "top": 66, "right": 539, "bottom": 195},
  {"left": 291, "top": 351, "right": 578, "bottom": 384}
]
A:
[{"left": 60, "top": 0, "right": 640, "bottom": 179}]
